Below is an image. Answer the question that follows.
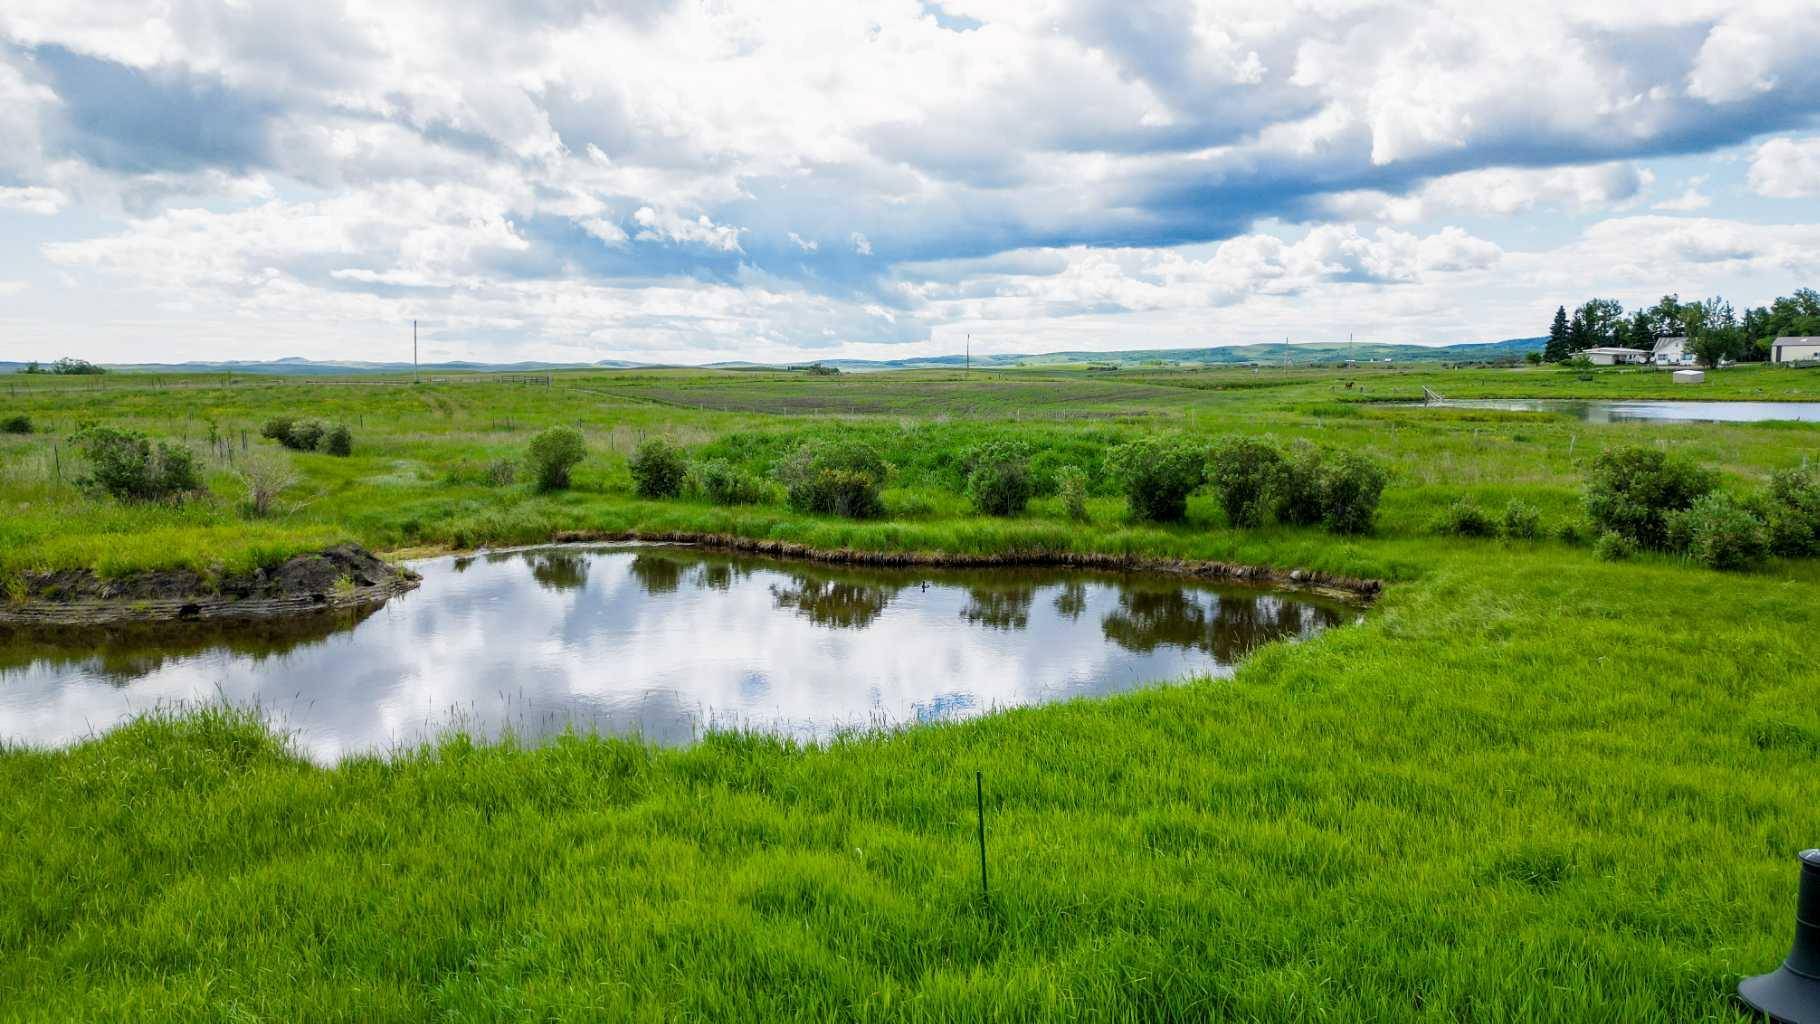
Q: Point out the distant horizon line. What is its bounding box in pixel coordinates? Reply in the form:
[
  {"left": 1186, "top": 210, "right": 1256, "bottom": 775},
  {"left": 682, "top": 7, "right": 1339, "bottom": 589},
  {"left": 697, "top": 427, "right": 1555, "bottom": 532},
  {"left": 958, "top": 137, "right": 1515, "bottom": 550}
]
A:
[{"left": 4, "top": 335, "right": 1546, "bottom": 373}]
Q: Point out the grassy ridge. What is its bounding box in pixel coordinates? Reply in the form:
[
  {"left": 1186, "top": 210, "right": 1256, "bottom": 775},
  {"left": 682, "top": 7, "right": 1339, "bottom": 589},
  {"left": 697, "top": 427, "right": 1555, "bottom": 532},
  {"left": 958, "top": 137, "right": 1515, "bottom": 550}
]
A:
[{"left": 2, "top": 362, "right": 1818, "bottom": 1020}]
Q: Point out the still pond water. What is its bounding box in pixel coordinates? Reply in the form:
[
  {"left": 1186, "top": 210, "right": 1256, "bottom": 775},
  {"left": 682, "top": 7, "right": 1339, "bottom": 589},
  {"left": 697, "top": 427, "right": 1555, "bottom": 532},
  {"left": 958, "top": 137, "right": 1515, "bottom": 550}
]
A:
[
  {"left": 1419, "top": 398, "right": 1820, "bottom": 423},
  {"left": 0, "top": 545, "right": 1354, "bottom": 762}
]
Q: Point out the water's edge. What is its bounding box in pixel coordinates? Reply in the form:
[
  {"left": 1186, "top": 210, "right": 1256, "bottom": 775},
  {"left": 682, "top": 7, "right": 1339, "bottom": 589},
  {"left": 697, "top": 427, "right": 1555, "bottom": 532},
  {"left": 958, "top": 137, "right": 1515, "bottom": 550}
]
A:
[
  {"left": 535, "top": 530, "right": 1382, "bottom": 604},
  {"left": 1, "top": 531, "right": 1379, "bottom": 636}
]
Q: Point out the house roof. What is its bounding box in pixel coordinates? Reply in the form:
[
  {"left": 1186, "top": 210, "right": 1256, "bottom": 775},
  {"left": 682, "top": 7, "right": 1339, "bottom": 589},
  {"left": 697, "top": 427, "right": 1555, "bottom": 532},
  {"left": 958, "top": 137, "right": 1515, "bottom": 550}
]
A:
[
  {"left": 1771, "top": 336, "right": 1820, "bottom": 347},
  {"left": 1651, "top": 336, "right": 1687, "bottom": 354},
  {"left": 1583, "top": 346, "right": 1649, "bottom": 355}
]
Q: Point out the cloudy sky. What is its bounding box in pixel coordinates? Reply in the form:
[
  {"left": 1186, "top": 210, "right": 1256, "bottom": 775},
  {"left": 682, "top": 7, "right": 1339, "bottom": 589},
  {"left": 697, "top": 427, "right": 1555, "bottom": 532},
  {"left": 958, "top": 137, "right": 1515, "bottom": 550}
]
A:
[{"left": 3, "top": 1, "right": 1820, "bottom": 366}]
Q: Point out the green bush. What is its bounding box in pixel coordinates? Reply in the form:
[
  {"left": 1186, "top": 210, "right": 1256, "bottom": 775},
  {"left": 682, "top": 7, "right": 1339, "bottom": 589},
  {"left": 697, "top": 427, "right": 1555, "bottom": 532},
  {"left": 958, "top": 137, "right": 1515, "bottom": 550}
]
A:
[
  {"left": 323, "top": 425, "right": 353, "bottom": 457},
  {"left": 1437, "top": 499, "right": 1496, "bottom": 537},
  {"left": 2, "top": 414, "right": 31, "bottom": 434},
  {"left": 628, "top": 438, "right": 688, "bottom": 499},
  {"left": 1763, "top": 466, "right": 1820, "bottom": 556},
  {"left": 1318, "top": 450, "right": 1386, "bottom": 535},
  {"left": 1585, "top": 445, "right": 1716, "bottom": 549},
  {"left": 694, "top": 458, "right": 768, "bottom": 506},
  {"left": 777, "top": 440, "right": 888, "bottom": 518},
  {"left": 289, "top": 420, "right": 327, "bottom": 452},
  {"left": 260, "top": 417, "right": 295, "bottom": 445},
  {"left": 1502, "top": 500, "right": 1542, "bottom": 540},
  {"left": 1056, "top": 465, "right": 1089, "bottom": 522},
  {"left": 527, "top": 426, "right": 587, "bottom": 491},
  {"left": 1555, "top": 520, "right": 1588, "bottom": 545},
  {"left": 964, "top": 440, "right": 1035, "bottom": 516},
  {"left": 70, "top": 425, "right": 200, "bottom": 502},
  {"left": 1104, "top": 436, "right": 1205, "bottom": 523},
  {"left": 1667, "top": 493, "right": 1767, "bottom": 570},
  {"left": 1272, "top": 440, "right": 1325, "bottom": 526},
  {"left": 1207, "top": 436, "right": 1282, "bottom": 528},
  {"left": 1594, "top": 530, "right": 1635, "bottom": 561}
]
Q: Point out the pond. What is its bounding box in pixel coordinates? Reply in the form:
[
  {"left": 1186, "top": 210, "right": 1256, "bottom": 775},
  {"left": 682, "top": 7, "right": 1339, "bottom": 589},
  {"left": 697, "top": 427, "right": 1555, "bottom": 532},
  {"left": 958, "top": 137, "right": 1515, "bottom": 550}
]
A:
[
  {"left": 0, "top": 545, "right": 1356, "bottom": 762},
  {"left": 1414, "top": 398, "right": 1820, "bottom": 424}
]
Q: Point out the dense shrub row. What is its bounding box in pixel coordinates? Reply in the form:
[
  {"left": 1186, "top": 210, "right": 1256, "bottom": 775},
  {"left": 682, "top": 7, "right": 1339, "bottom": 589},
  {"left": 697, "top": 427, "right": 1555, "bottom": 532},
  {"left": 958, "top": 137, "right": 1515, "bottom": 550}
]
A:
[
  {"left": 1110, "top": 434, "right": 1386, "bottom": 534},
  {"left": 1584, "top": 445, "right": 1820, "bottom": 570},
  {"left": 261, "top": 417, "right": 353, "bottom": 456},
  {"left": 527, "top": 427, "right": 1390, "bottom": 532}
]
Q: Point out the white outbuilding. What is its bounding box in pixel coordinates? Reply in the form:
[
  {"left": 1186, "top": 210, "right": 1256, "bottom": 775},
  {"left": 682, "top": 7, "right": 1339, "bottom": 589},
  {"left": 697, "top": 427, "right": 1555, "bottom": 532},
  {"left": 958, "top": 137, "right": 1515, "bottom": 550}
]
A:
[
  {"left": 1582, "top": 346, "right": 1651, "bottom": 365},
  {"left": 1651, "top": 336, "right": 1695, "bottom": 366},
  {"left": 1771, "top": 337, "right": 1820, "bottom": 363},
  {"left": 1673, "top": 369, "right": 1705, "bottom": 384}
]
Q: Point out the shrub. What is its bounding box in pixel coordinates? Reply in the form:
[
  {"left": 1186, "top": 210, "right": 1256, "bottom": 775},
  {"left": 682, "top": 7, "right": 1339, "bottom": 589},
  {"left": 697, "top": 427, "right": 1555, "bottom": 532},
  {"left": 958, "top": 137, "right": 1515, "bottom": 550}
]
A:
[
  {"left": 235, "top": 449, "right": 297, "bottom": 518},
  {"left": 260, "top": 417, "right": 295, "bottom": 445},
  {"left": 322, "top": 424, "right": 353, "bottom": 457},
  {"left": 1667, "top": 493, "right": 1768, "bottom": 570},
  {"left": 485, "top": 458, "right": 518, "bottom": 487},
  {"left": 1272, "top": 440, "right": 1325, "bottom": 526},
  {"left": 2, "top": 414, "right": 31, "bottom": 434},
  {"left": 1763, "top": 466, "right": 1820, "bottom": 556},
  {"left": 1501, "top": 500, "right": 1542, "bottom": 540},
  {"left": 628, "top": 438, "right": 688, "bottom": 499},
  {"left": 777, "top": 440, "right": 888, "bottom": 518},
  {"left": 1318, "top": 450, "right": 1386, "bottom": 535},
  {"left": 1207, "top": 436, "right": 1282, "bottom": 528},
  {"left": 1585, "top": 445, "right": 1716, "bottom": 549},
  {"left": 527, "top": 425, "right": 587, "bottom": 491},
  {"left": 1594, "top": 530, "right": 1634, "bottom": 561},
  {"left": 70, "top": 425, "right": 200, "bottom": 502},
  {"left": 1437, "top": 499, "right": 1496, "bottom": 537},
  {"left": 1555, "top": 520, "right": 1587, "bottom": 545},
  {"left": 1104, "top": 436, "right": 1205, "bottom": 523},
  {"left": 964, "top": 440, "right": 1035, "bottom": 516},
  {"left": 694, "top": 457, "right": 768, "bottom": 506},
  {"left": 1056, "top": 465, "right": 1089, "bottom": 522},
  {"left": 288, "top": 419, "right": 327, "bottom": 452}
]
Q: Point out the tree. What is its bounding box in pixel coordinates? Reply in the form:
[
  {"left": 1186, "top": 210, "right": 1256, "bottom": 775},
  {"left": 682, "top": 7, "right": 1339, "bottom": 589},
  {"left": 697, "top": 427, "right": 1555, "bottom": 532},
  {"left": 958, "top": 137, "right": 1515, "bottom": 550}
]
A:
[
  {"left": 1566, "top": 308, "right": 1590, "bottom": 353},
  {"left": 1645, "top": 294, "right": 1687, "bottom": 340},
  {"left": 1683, "top": 296, "right": 1740, "bottom": 368},
  {"left": 1545, "top": 306, "right": 1571, "bottom": 362},
  {"left": 527, "top": 425, "right": 587, "bottom": 491},
  {"left": 1572, "top": 298, "right": 1624, "bottom": 351}
]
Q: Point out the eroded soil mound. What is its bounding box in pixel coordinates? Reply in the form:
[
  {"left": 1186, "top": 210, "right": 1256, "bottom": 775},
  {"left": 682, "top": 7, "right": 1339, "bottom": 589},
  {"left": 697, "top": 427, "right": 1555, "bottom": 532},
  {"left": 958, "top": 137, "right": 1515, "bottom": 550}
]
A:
[{"left": 4, "top": 545, "right": 419, "bottom": 628}]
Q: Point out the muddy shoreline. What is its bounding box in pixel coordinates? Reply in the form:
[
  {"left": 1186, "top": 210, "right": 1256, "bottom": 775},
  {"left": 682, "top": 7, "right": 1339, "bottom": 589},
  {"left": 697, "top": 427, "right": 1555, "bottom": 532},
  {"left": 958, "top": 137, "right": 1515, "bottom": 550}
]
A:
[
  {"left": 2, "top": 531, "right": 1378, "bottom": 633},
  {"left": 0, "top": 545, "right": 421, "bottom": 630},
  {"left": 535, "top": 530, "right": 1383, "bottom": 603}
]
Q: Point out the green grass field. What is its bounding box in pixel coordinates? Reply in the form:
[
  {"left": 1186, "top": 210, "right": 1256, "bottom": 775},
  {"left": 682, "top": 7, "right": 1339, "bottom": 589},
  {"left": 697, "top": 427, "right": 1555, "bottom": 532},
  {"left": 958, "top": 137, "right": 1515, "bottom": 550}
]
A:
[{"left": 2, "top": 362, "right": 1818, "bottom": 1020}]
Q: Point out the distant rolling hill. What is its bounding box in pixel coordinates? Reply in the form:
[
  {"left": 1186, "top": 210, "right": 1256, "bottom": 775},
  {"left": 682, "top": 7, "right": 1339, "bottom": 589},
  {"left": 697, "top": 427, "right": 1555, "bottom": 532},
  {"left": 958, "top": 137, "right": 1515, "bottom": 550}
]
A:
[{"left": 4, "top": 338, "right": 1543, "bottom": 376}]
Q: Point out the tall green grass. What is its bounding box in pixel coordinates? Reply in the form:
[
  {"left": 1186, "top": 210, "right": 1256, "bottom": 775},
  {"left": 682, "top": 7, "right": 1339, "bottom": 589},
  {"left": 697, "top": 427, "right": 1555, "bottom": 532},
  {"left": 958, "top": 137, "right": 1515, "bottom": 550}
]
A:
[
  {"left": 2, "top": 546, "right": 1814, "bottom": 1019},
  {"left": 1, "top": 364, "right": 1817, "bottom": 1018}
]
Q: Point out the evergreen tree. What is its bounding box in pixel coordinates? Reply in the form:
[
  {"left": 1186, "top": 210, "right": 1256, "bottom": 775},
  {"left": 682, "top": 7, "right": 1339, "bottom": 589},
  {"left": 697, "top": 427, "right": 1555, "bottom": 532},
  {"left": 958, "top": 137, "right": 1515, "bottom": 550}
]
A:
[{"left": 1545, "top": 305, "right": 1570, "bottom": 362}]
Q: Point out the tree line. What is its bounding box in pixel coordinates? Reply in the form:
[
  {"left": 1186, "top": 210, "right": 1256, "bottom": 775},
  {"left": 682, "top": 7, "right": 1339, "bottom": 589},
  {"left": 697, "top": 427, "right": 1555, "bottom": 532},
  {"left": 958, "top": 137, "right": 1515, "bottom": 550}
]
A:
[{"left": 1544, "top": 288, "right": 1820, "bottom": 366}]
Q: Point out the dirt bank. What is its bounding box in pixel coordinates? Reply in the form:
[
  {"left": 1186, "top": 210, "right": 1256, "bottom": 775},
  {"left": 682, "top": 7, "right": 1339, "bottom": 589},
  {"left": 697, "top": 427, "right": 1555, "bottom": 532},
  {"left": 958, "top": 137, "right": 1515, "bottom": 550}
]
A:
[{"left": 0, "top": 545, "right": 420, "bottom": 629}]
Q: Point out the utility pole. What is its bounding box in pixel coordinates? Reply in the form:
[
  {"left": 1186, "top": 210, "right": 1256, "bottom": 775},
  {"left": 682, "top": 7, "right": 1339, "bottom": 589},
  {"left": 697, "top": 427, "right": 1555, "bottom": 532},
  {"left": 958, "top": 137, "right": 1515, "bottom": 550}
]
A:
[
  {"left": 413, "top": 320, "right": 418, "bottom": 379},
  {"left": 965, "top": 334, "right": 971, "bottom": 377}
]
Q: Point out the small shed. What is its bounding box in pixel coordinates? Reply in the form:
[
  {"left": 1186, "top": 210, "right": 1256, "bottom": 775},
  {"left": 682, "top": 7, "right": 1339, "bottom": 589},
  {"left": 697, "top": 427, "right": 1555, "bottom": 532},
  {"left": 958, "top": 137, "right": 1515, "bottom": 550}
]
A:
[
  {"left": 1673, "top": 369, "right": 1705, "bottom": 384},
  {"left": 1771, "top": 337, "right": 1820, "bottom": 363}
]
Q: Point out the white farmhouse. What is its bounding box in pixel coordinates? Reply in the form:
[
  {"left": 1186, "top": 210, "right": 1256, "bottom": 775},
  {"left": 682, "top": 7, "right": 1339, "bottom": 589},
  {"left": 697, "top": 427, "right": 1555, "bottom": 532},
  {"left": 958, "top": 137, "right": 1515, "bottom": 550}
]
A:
[
  {"left": 1651, "top": 336, "right": 1695, "bottom": 366},
  {"left": 1582, "top": 346, "right": 1651, "bottom": 366},
  {"left": 1771, "top": 337, "right": 1820, "bottom": 363}
]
